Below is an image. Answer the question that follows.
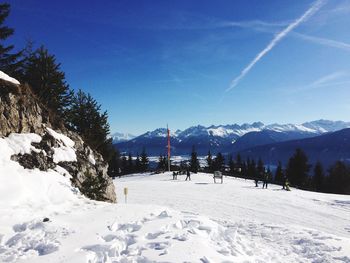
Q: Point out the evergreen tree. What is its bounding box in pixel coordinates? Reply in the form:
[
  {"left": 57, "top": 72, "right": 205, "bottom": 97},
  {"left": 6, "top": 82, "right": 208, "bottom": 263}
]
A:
[
  {"left": 190, "top": 146, "right": 200, "bottom": 173},
  {"left": 206, "top": 150, "right": 213, "bottom": 172},
  {"left": 23, "top": 46, "right": 72, "bottom": 120},
  {"left": 68, "top": 89, "right": 113, "bottom": 161},
  {"left": 313, "top": 161, "right": 324, "bottom": 192},
  {"left": 328, "top": 161, "right": 350, "bottom": 194},
  {"left": 80, "top": 171, "right": 108, "bottom": 201},
  {"left": 108, "top": 148, "right": 121, "bottom": 177},
  {"left": 140, "top": 148, "right": 149, "bottom": 172},
  {"left": 236, "top": 153, "right": 242, "bottom": 167},
  {"left": 121, "top": 154, "right": 128, "bottom": 174},
  {"left": 247, "top": 158, "right": 257, "bottom": 178},
  {"left": 257, "top": 158, "right": 264, "bottom": 178},
  {"left": 286, "top": 148, "right": 310, "bottom": 188},
  {"left": 127, "top": 153, "right": 134, "bottom": 173},
  {"left": 274, "top": 161, "right": 284, "bottom": 183},
  {"left": 0, "top": 3, "right": 23, "bottom": 78},
  {"left": 135, "top": 154, "right": 141, "bottom": 173},
  {"left": 228, "top": 154, "right": 235, "bottom": 174},
  {"left": 157, "top": 154, "right": 166, "bottom": 170},
  {"left": 213, "top": 152, "right": 225, "bottom": 171},
  {"left": 241, "top": 161, "right": 247, "bottom": 177}
]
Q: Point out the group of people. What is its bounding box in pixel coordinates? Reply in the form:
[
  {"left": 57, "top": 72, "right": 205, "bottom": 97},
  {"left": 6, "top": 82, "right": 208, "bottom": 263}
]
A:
[
  {"left": 173, "top": 170, "right": 191, "bottom": 181},
  {"left": 254, "top": 170, "right": 290, "bottom": 191}
]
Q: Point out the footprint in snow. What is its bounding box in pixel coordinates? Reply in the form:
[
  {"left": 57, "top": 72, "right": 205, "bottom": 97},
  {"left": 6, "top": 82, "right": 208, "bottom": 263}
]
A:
[
  {"left": 172, "top": 233, "right": 188, "bottom": 241},
  {"left": 145, "top": 231, "right": 165, "bottom": 240},
  {"left": 108, "top": 222, "right": 142, "bottom": 232},
  {"left": 157, "top": 210, "right": 171, "bottom": 218},
  {"left": 147, "top": 241, "right": 169, "bottom": 250}
]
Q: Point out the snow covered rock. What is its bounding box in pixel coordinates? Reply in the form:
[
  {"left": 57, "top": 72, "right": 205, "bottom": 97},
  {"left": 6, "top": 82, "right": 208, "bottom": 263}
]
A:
[
  {"left": 0, "top": 76, "right": 116, "bottom": 203},
  {"left": 0, "top": 70, "right": 20, "bottom": 85}
]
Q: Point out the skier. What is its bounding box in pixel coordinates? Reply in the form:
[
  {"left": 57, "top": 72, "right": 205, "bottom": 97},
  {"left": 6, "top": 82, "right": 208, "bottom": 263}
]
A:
[
  {"left": 255, "top": 172, "right": 262, "bottom": 187},
  {"left": 282, "top": 175, "right": 287, "bottom": 190},
  {"left": 285, "top": 178, "right": 291, "bottom": 191},
  {"left": 173, "top": 171, "right": 177, "bottom": 180},
  {"left": 262, "top": 171, "right": 269, "bottom": 189},
  {"left": 185, "top": 169, "right": 191, "bottom": 181}
]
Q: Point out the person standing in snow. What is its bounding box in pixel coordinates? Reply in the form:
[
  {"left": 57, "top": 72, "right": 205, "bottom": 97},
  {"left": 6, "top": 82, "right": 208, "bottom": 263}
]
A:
[
  {"left": 185, "top": 169, "right": 191, "bottom": 181},
  {"left": 262, "top": 171, "right": 269, "bottom": 189},
  {"left": 282, "top": 174, "right": 287, "bottom": 190},
  {"left": 255, "top": 172, "right": 262, "bottom": 187}
]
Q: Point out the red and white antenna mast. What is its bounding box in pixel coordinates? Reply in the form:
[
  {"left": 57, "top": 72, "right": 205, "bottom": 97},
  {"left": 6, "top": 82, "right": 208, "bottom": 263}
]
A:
[{"left": 167, "top": 124, "right": 171, "bottom": 172}]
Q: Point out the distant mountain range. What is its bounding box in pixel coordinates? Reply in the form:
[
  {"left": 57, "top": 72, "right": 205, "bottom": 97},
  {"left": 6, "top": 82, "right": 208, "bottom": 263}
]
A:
[
  {"left": 236, "top": 128, "right": 350, "bottom": 167},
  {"left": 114, "top": 120, "right": 350, "bottom": 162},
  {"left": 111, "top": 132, "right": 136, "bottom": 143}
]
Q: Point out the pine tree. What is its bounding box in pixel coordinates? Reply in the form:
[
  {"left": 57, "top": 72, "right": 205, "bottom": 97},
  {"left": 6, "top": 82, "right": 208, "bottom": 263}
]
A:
[
  {"left": 327, "top": 161, "right": 350, "bottom": 194},
  {"left": 68, "top": 89, "right": 114, "bottom": 161},
  {"left": 236, "top": 153, "right": 242, "bottom": 167},
  {"left": 228, "top": 154, "right": 235, "bottom": 174},
  {"left": 0, "top": 3, "right": 23, "bottom": 78},
  {"left": 190, "top": 146, "right": 200, "bottom": 173},
  {"left": 127, "top": 153, "right": 134, "bottom": 173},
  {"left": 140, "top": 147, "right": 149, "bottom": 172},
  {"left": 121, "top": 154, "right": 128, "bottom": 174},
  {"left": 274, "top": 161, "right": 284, "bottom": 183},
  {"left": 23, "top": 46, "right": 72, "bottom": 120},
  {"left": 313, "top": 161, "right": 324, "bottom": 192},
  {"left": 108, "top": 147, "right": 121, "bottom": 177},
  {"left": 257, "top": 158, "right": 264, "bottom": 178},
  {"left": 206, "top": 150, "right": 213, "bottom": 172},
  {"left": 80, "top": 171, "right": 108, "bottom": 201},
  {"left": 286, "top": 148, "right": 310, "bottom": 188},
  {"left": 157, "top": 154, "right": 165, "bottom": 170},
  {"left": 241, "top": 161, "right": 247, "bottom": 177},
  {"left": 247, "top": 158, "right": 257, "bottom": 178},
  {"left": 135, "top": 154, "right": 141, "bottom": 173},
  {"left": 213, "top": 152, "right": 225, "bottom": 171}
]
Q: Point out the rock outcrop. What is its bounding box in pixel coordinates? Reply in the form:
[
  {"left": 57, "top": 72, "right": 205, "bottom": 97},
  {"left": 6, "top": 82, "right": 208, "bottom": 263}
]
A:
[{"left": 0, "top": 78, "right": 116, "bottom": 203}]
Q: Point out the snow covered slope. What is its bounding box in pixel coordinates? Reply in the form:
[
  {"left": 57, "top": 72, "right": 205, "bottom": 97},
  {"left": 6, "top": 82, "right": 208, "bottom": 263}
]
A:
[
  {"left": 1, "top": 165, "right": 349, "bottom": 262},
  {"left": 114, "top": 173, "right": 350, "bottom": 262}
]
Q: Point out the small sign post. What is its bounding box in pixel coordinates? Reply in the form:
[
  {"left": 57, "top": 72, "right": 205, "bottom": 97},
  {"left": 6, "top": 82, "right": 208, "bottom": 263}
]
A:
[{"left": 124, "top": 187, "right": 128, "bottom": 203}]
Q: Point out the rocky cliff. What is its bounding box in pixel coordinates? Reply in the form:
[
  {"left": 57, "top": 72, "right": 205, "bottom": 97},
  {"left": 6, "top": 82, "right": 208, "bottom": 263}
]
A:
[{"left": 0, "top": 78, "right": 116, "bottom": 203}]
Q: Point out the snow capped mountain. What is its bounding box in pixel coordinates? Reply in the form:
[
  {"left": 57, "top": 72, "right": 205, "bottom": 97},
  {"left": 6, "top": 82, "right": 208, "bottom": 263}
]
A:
[
  {"left": 111, "top": 132, "right": 136, "bottom": 143},
  {"left": 302, "top": 119, "right": 350, "bottom": 133},
  {"left": 115, "top": 120, "right": 350, "bottom": 155},
  {"left": 135, "top": 120, "right": 350, "bottom": 140}
]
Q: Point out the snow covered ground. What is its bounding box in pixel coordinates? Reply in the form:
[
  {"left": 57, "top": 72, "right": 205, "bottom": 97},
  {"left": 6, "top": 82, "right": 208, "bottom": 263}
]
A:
[
  {"left": 1, "top": 156, "right": 350, "bottom": 263},
  {"left": 114, "top": 173, "right": 350, "bottom": 262}
]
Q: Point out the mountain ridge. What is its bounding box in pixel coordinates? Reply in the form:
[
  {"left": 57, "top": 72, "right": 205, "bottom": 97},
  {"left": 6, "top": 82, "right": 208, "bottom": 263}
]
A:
[{"left": 114, "top": 120, "right": 350, "bottom": 155}]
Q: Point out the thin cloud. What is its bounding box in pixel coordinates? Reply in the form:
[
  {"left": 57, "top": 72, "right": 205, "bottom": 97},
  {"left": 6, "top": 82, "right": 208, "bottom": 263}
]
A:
[
  {"left": 286, "top": 71, "right": 350, "bottom": 94},
  {"left": 226, "top": 0, "right": 326, "bottom": 92},
  {"left": 310, "top": 71, "right": 347, "bottom": 86},
  {"left": 219, "top": 20, "right": 290, "bottom": 30},
  {"left": 292, "top": 32, "right": 350, "bottom": 52}
]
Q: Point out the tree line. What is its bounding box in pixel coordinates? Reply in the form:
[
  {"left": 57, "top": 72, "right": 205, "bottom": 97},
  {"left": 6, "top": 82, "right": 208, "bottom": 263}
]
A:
[
  {"left": 187, "top": 146, "right": 350, "bottom": 195},
  {"left": 0, "top": 3, "right": 115, "bottom": 164},
  {"left": 109, "top": 148, "right": 150, "bottom": 176}
]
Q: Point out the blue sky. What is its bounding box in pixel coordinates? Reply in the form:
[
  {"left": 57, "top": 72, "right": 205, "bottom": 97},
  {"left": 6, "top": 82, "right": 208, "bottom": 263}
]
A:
[{"left": 6, "top": 0, "right": 350, "bottom": 135}]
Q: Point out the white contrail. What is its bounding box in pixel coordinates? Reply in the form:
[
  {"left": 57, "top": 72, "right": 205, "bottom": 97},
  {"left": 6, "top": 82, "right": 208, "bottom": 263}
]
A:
[{"left": 226, "top": 0, "right": 326, "bottom": 92}]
